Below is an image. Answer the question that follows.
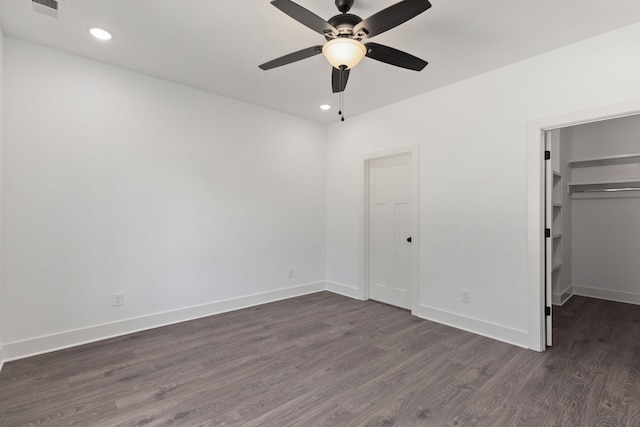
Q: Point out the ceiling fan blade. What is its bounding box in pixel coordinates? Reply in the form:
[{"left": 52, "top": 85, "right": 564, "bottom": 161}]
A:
[
  {"left": 365, "top": 42, "right": 428, "bottom": 71},
  {"left": 331, "top": 67, "right": 350, "bottom": 93},
  {"left": 259, "top": 46, "right": 323, "bottom": 70},
  {"left": 271, "top": 0, "right": 339, "bottom": 37},
  {"left": 354, "top": 0, "right": 431, "bottom": 39}
]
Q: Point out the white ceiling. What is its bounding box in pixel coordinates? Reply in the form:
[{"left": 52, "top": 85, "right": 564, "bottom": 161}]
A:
[{"left": 2, "top": 0, "right": 640, "bottom": 124}]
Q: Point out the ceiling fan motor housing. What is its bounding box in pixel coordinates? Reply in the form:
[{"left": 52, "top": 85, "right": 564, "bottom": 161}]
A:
[{"left": 326, "top": 13, "right": 363, "bottom": 40}]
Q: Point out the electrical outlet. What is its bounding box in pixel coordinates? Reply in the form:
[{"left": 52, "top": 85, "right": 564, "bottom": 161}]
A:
[
  {"left": 112, "top": 292, "right": 124, "bottom": 307},
  {"left": 288, "top": 268, "right": 294, "bottom": 279},
  {"left": 460, "top": 290, "right": 471, "bottom": 304}
]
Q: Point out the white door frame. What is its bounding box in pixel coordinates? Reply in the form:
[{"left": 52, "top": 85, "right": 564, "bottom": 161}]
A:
[
  {"left": 361, "top": 144, "right": 420, "bottom": 313},
  {"left": 527, "top": 99, "right": 640, "bottom": 351}
]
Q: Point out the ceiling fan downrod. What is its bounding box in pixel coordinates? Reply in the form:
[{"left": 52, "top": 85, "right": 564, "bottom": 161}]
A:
[{"left": 335, "top": 0, "right": 354, "bottom": 14}]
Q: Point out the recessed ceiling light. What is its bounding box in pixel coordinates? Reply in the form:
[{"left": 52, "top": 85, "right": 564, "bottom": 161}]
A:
[
  {"left": 90, "top": 28, "right": 113, "bottom": 41},
  {"left": 320, "top": 104, "right": 331, "bottom": 111}
]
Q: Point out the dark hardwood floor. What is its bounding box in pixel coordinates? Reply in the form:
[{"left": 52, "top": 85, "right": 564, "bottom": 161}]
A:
[{"left": 1, "top": 292, "right": 639, "bottom": 426}]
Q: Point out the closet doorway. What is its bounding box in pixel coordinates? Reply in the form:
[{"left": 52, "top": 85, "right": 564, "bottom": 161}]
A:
[{"left": 543, "top": 114, "right": 640, "bottom": 347}]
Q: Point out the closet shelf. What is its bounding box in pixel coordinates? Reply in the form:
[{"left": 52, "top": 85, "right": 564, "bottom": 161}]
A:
[
  {"left": 568, "top": 152, "right": 640, "bottom": 167},
  {"left": 552, "top": 262, "right": 562, "bottom": 272},
  {"left": 552, "top": 233, "right": 562, "bottom": 239},
  {"left": 568, "top": 178, "right": 640, "bottom": 194}
]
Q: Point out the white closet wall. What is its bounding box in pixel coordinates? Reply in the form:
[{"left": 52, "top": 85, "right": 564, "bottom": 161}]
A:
[{"left": 570, "top": 115, "right": 640, "bottom": 305}]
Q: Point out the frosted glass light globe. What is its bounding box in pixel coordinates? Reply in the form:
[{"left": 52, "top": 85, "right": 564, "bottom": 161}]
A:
[{"left": 322, "top": 38, "right": 366, "bottom": 69}]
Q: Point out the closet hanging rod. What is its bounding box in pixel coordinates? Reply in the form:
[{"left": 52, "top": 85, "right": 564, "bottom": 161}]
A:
[{"left": 571, "top": 187, "right": 640, "bottom": 194}]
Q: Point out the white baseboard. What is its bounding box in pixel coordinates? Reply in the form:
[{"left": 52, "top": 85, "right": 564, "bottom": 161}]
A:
[
  {"left": 326, "top": 281, "right": 363, "bottom": 300},
  {"left": 2, "top": 282, "right": 326, "bottom": 363},
  {"left": 552, "top": 287, "right": 574, "bottom": 306},
  {"left": 573, "top": 284, "right": 640, "bottom": 305},
  {"left": 413, "top": 304, "right": 529, "bottom": 349},
  {"left": 1, "top": 282, "right": 542, "bottom": 369}
]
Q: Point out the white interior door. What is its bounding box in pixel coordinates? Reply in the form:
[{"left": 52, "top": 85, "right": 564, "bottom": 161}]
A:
[
  {"left": 368, "top": 153, "right": 412, "bottom": 309},
  {"left": 544, "top": 133, "right": 553, "bottom": 347}
]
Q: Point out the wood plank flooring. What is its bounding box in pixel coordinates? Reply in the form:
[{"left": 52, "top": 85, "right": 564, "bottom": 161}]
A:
[{"left": 1, "top": 292, "right": 640, "bottom": 426}]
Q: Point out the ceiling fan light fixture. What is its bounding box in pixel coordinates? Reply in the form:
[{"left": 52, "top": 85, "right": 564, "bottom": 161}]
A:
[{"left": 322, "top": 38, "right": 366, "bottom": 69}]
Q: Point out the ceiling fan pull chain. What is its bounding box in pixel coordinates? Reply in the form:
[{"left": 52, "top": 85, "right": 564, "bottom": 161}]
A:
[
  {"left": 338, "top": 66, "right": 343, "bottom": 117},
  {"left": 339, "top": 66, "right": 346, "bottom": 121}
]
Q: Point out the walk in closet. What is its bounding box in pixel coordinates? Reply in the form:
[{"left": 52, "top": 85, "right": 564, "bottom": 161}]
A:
[{"left": 547, "top": 114, "right": 640, "bottom": 309}]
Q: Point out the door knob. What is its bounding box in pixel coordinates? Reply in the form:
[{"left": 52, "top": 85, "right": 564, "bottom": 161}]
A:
[{"left": 407, "top": 237, "right": 412, "bottom": 243}]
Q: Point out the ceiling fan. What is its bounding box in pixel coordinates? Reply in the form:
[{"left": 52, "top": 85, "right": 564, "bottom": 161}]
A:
[{"left": 259, "top": 0, "right": 431, "bottom": 94}]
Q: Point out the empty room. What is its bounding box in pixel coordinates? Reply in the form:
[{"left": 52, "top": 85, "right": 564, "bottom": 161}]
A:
[{"left": 1, "top": 0, "right": 640, "bottom": 425}]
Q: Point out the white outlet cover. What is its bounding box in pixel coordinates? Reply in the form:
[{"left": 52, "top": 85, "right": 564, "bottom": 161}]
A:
[
  {"left": 112, "top": 292, "right": 124, "bottom": 307},
  {"left": 460, "top": 290, "right": 471, "bottom": 303}
]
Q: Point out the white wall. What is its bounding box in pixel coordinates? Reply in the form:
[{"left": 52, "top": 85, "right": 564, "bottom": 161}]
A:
[
  {"left": 570, "top": 115, "right": 640, "bottom": 304},
  {"left": 0, "top": 24, "right": 4, "bottom": 370},
  {"left": 3, "top": 20, "right": 640, "bottom": 364},
  {"left": 1, "top": 38, "right": 327, "bottom": 360},
  {"left": 326, "top": 21, "right": 640, "bottom": 349}
]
